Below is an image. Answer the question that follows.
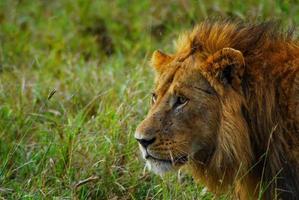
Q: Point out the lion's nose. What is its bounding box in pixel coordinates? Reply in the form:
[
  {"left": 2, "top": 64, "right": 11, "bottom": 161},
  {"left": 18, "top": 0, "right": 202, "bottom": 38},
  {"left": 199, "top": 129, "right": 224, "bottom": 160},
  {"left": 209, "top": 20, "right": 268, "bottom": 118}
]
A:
[{"left": 136, "top": 137, "right": 156, "bottom": 148}]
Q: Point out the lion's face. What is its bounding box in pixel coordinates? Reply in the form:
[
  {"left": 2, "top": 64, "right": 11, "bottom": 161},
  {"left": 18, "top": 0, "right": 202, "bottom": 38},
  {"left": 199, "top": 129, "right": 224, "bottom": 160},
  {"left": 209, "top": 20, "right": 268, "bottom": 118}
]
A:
[
  {"left": 135, "top": 47, "right": 249, "bottom": 176},
  {"left": 135, "top": 54, "right": 221, "bottom": 174}
]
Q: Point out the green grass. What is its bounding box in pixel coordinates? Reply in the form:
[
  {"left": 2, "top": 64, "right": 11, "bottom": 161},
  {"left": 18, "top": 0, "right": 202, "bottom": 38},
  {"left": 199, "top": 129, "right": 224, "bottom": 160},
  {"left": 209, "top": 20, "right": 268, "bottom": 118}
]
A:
[{"left": 0, "top": 0, "right": 298, "bottom": 199}]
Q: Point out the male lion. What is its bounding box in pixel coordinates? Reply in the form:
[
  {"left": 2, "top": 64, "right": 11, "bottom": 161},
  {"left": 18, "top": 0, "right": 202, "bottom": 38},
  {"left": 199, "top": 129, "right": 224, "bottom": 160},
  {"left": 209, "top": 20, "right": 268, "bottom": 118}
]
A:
[{"left": 135, "top": 21, "right": 299, "bottom": 199}]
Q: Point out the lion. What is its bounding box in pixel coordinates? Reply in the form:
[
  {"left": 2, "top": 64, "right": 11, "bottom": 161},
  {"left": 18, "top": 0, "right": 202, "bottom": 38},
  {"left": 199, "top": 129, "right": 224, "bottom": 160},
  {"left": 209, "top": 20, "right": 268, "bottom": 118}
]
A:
[{"left": 135, "top": 21, "right": 299, "bottom": 199}]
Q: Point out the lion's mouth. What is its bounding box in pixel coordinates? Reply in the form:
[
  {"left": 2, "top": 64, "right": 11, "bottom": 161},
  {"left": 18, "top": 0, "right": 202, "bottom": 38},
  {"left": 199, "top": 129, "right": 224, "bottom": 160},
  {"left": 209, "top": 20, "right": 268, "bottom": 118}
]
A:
[{"left": 146, "top": 154, "right": 188, "bottom": 165}]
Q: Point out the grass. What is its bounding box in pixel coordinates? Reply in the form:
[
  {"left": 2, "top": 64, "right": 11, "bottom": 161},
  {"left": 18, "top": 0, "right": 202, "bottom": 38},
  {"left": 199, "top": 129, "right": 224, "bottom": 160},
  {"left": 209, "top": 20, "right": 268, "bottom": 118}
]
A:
[{"left": 0, "top": 0, "right": 298, "bottom": 199}]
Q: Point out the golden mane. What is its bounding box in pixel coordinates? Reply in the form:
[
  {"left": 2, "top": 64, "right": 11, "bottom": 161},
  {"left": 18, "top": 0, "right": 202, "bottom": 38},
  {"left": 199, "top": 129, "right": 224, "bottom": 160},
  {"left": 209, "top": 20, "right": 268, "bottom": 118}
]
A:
[
  {"left": 175, "top": 21, "right": 299, "bottom": 62},
  {"left": 175, "top": 21, "right": 299, "bottom": 198}
]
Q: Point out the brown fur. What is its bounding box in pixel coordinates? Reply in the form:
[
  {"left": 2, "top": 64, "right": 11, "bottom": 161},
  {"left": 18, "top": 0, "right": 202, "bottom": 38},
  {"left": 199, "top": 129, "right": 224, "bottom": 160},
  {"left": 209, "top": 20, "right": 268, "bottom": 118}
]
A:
[{"left": 135, "top": 21, "right": 299, "bottom": 199}]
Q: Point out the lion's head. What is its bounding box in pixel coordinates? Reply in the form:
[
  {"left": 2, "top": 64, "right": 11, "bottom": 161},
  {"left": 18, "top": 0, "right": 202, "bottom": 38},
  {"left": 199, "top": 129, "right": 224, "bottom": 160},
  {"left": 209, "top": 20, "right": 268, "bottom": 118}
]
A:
[{"left": 135, "top": 44, "right": 253, "bottom": 189}]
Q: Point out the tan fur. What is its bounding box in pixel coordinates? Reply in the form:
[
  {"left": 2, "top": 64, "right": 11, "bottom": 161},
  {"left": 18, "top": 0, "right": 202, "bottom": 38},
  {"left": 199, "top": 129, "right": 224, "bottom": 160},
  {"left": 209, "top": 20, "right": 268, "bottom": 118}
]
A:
[{"left": 136, "top": 21, "right": 299, "bottom": 199}]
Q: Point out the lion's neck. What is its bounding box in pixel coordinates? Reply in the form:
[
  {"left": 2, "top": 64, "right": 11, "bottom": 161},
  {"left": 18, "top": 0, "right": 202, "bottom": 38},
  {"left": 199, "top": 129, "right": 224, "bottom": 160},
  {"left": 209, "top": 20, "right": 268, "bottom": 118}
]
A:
[{"left": 241, "top": 58, "right": 299, "bottom": 199}]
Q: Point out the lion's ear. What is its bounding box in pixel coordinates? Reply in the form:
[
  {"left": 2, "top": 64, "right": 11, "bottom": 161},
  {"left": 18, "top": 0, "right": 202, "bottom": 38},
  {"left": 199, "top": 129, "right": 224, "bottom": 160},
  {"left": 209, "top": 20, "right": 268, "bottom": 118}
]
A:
[
  {"left": 206, "top": 48, "right": 245, "bottom": 91},
  {"left": 151, "top": 50, "right": 172, "bottom": 73}
]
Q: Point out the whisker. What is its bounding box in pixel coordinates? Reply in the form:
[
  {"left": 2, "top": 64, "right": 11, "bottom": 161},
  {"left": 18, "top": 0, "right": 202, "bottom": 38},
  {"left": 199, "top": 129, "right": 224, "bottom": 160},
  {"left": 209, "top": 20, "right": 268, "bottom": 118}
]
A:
[{"left": 168, "top": 148, "right": 175, "bottom": 165}]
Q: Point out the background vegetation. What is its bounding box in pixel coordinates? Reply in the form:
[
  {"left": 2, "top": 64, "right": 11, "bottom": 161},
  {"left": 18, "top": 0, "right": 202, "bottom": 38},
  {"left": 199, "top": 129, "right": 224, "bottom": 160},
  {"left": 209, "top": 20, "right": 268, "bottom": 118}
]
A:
[{"left": 0, "top": 0, "right": 298, "bottom": 199}]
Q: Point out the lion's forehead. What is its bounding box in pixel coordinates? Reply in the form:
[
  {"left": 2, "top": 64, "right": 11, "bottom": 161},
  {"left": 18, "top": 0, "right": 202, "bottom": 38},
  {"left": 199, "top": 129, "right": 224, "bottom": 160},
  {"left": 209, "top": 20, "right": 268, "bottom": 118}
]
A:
[
  {"left": 155, "top": 67, "right": 211, "bottom": 98},
  {"left": 155, "top": 65, "right": 201, "bottom": 92}
]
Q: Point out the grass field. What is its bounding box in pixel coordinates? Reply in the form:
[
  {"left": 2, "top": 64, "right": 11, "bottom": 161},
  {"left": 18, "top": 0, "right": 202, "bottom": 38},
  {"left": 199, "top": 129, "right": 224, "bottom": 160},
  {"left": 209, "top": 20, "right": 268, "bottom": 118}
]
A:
[{"left": 0, "top": 0, "right": 299, "bottom": 199}]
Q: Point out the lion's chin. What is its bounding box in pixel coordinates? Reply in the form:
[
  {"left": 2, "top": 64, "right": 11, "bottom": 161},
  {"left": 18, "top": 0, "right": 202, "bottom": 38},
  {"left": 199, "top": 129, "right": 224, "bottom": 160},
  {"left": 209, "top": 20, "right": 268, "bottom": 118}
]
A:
[
  {"left": 145, "top": 157, "right": 187, "bottom": 175},
  {"left": 146, "top": 159, "right": 174, "bottom": 175},
  {"left": 139, "top": 146, "right": 187, "bottom": 175}
]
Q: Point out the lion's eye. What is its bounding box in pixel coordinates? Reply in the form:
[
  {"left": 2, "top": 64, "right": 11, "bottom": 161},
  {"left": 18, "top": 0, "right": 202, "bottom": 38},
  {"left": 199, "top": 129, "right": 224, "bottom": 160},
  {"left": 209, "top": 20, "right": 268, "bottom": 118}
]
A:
[
  {"left": 174, "top": 95, "right": 188, "bottom": 109},
  {"left": 151, "top": 93, "right": 157, "bottom": 104}
]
